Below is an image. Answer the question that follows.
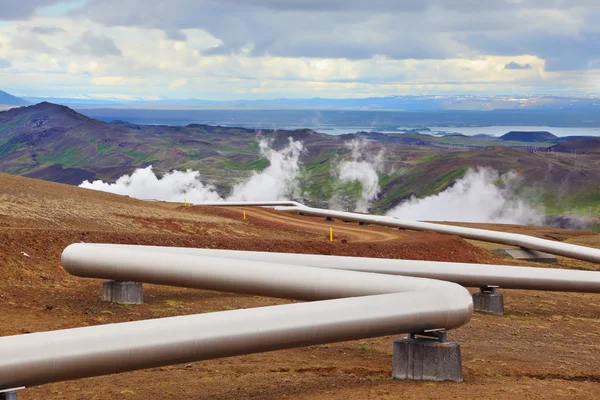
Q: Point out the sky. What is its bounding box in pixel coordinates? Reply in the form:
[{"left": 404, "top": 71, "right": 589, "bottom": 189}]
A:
[{"left": 0, "top": 0, "right": 599, "bottom": 100}]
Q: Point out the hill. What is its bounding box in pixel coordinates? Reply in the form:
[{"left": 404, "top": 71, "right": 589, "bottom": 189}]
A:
[
  {"left": 550, "top": 137, "right": 600, "bottom": 154},
  {"left": 0, "top": 90, "right": 30, "bottom": 107},
  {"left": 0, "top": 102, "right": 599, "bottom": 218},
  {"left": 0, "top": 102, "right": 328, "bottom": 185},
  {"left": 500, "top": 131, "right": 558, "bottom": 142}
]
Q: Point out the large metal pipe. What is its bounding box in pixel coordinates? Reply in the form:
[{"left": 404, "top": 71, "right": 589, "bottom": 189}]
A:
[
  {"left": 79, "top": 244, "right": 600, "bottom": 293},
  {"left": 60, "top": 244, "right": 467, "bottom": 302},
  {"left": 275, "top": 205, "right": 600, "bottom": 264},
  {"left": 0, "top": 246, "right": 472, "bottom": 390},
  {"left": 195, "top": 200, "right": 304, "bottom": 207}
]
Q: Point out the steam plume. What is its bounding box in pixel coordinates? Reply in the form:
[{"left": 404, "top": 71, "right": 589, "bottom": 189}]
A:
[
  {"left": 80, "top": 138, "right": 304, "bottom": 203},
  {"left": 79, "top": 167, "right": 222, "bottom": 203},
  {"left": 227, "top": 137, "right": 304, "bottom": 201},
  {"left": 386, "top": 168, "right": 543, "bottom": 224},
  {"left": 333, "top": 139, "right": 384, "bottom": 211}
]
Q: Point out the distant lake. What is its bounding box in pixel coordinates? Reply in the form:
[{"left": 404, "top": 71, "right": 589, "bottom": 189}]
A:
[
  {"left": 424, "top": 126, "right": 600, "bottom": 138},
  {"left": 77, "top": 108, "right": 600, "bottom": 137},
  {"left": 309, "top": 126, "right": 600, "bottom": 137}
]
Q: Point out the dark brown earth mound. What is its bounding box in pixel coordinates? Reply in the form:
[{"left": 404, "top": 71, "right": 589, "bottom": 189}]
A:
[
  {"left": 551, "top": 137, "right": 600, "bottom": 154},
  {"left": 499, "top": 131, "right": 557, "bottom": 142}
]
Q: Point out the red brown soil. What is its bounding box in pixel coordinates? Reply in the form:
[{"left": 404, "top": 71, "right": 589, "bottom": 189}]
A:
[{"left": 2, "top": 173, "right": 600, "bottom": 399}]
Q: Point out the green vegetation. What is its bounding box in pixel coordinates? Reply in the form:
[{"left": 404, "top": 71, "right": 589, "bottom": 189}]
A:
[
  {"left": 38, "top": 146, "right": 84, "bottom": 165},
  {"left": 427, "top": 167, "right": 468, "bottom": 196},
  {"left": 222, "top": 157, "right": 269, "bottom": 171}
]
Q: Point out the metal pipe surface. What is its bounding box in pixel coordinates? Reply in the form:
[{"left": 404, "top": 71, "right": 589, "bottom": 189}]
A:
[
  {"left": 82, "top": 244, "right": 600, "bottom": 293},
  {"left": 61, "top": 244, "right": 467, "bottom": 302},
  {"left": 195, "top": 200, "right": 304, "bottom": 207},
  {"left": 0, "top": 245, "right": 472, "bottom": 390},
  {"left": 0, "top": 291, "right": 469, "bottom": 390},
  {"left": 276, "top": 206, "right": 600, "bottom": 264}
]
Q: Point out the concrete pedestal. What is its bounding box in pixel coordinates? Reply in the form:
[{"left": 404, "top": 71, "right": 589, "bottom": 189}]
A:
[
  {"left": 392, "top": 333, "right": 463, "bottom": 382},
  {"left": 472, "top": 287, "right": 504, "bottom": 315},
  {"left": 493, "top": 248, "right": 557, "bottom": 263},
  {"left": 324, "top": 216, "right": 334, "bottom": 222},
  {"left": 0, "top": 392, "right": 18, "bottom": 400},
  {"left": 102, "top": 280, "right": 143, "bottom": 304}
]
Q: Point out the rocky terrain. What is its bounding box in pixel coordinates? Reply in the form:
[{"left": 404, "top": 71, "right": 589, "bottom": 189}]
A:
[{"left": 1, "top": 173, "right": 600, "bottom": 399}]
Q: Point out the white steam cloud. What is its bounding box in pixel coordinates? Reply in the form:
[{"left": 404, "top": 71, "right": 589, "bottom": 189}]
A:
[
  {"left": 79, "top": 138, "right": 304, "bottom": 203},
  {"left": 386, "top": 168, "right": 543, "bottom": 225},
  {"left": 227, "top": 138, "right": 304, "bottom": 201},
  {"left": 79, "top": 167, "right": 223, "bottom": 202},
  {"left": 333, "top": 139, "right": 385, "bottom": 212}
]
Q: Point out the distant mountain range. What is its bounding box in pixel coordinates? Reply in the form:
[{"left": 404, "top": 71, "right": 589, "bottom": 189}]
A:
[
  {"left": 0, "top": 90, "right": 30, "bottom": 107},
  {"left": 1, "top": 102, "right": 600, "bottom": 220},
  {"left": 21, "top": 94, "right": 600, "bottom": 112}
]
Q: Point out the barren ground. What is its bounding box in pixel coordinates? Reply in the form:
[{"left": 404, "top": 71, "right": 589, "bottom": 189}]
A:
[{"left": 2, "top": 173, "right": 600, "bottom": 399}]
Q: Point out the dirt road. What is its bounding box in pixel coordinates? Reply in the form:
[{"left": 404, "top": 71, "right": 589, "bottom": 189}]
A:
[{"left": 226, "top": 206, "right": 403, "bottom": 243}]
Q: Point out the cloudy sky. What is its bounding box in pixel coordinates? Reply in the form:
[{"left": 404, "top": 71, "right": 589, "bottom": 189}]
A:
[{"left": 0, "top": 0, "right": 599, "bottom": 100}]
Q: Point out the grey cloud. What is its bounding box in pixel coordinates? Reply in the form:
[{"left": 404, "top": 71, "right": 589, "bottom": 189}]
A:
[
  {"left": 202, "top": 0, "right": 598, "bottom": 13},
  {"left": 504, "top": 62, "right": 532, "bottom": 70},
  {"left": 68, "top": 31, "right": 122, "bottom": 56},
  {"left": 10, "top": 34, "right": 56, "bottom": 53},
  {"left": 31, "top": 25, "right": 67, "bottom": 35},
  {"left": 0, "top": 0, "right": 64, "bottom": 20},
  {"left": 75, "top": 0, "right": 600, "bottom": 70},
  {"left": 217, "top": 0, "right": 428, "bottom": 12},
  {"left": 467, "top": 31, "right": 600, "bottom": 71},
  {"left": 166, "top": 30, "right": 187, "bottom": 41},
  {"left": 0, "top": 59, "right": 11, "bottom": 68}
]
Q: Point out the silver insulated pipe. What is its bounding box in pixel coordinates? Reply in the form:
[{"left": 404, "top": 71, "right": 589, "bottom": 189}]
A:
[
  {"left": 194, "top": 200, "right": 304, "bottom": 207},
  {"left": 81, "top": 244, "right": 600, "bottom": 293},
  {"left": 275, "top": 205, "right": 600, "bottom": 264},
  {"left": 0, "top": 244, "right": 472, "bottom": 390}
]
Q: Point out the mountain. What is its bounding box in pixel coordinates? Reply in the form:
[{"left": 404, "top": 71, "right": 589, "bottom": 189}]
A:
[
  {"left": 500, "top": 131, "right": 558, "bottom": 142},
  {"left": 0, "top": 90, "right": 30, "bottom": 106},
  {"left": 0, "top": 102, "right": 599, "bottom": 217}
]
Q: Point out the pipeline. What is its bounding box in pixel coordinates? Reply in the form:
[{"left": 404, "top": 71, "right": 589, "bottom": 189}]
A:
[
  {"left": 75, "top": 244, "right": 600, "bottom": 293},
  {"left": 0, "top": 245, "right": 472, "bottom": 390},
  {"left": 274, "top": 205, "right": 600, "bottom": 264},
  {"left": 195, "top": 200, "right": 304, "bottom": 207}
]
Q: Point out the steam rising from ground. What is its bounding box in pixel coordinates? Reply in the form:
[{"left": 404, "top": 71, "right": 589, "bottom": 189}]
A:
[
  {"left": 80, "top": 138, "right": 304, "bottom": 203},
  {"left": 79, "top": 139, "right": 543, "bottom": 226},
  {"left": 227, "top": 138, "right": 304, "bottom": 201},
  {"left": 386, "top": 168, "right": 543, "bottom": 225},
  {"left": 79, "top": 167, "right": 223, "bottom": 202},
  {"left": 332, "top": 139, "right": 385, "bottom": 211}
]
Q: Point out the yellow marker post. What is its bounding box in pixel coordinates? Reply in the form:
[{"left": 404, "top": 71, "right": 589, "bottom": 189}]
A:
[
  {"left": 184, "top": 198, "right": 187, "bottom": 207},
  {"left": 329, "top": 227, "right": 333, "bottom": 242},
  {"left": 243, "top": 210, "right": 247, "bottom": 221}
]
